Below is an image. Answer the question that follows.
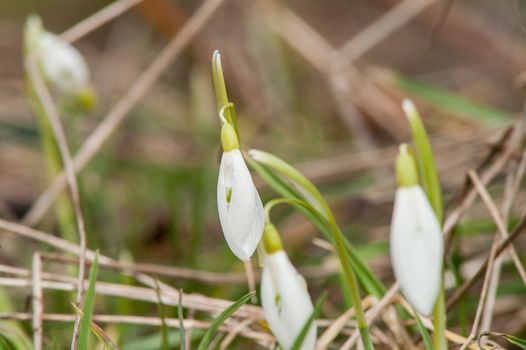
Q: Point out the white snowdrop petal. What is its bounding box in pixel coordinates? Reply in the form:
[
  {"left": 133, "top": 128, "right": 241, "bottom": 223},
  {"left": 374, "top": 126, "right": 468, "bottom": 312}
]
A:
[
  {"left": 38, "top": 32, "right": 90, "bottom": 94},
  {"left": 217, "top": 149, "right": 264, "bottom": 261},
  {"left": 390, "top": 186, "right": 443, "bottom": 316},
  {"left": 261, "top": 251, "right": 316, "bottom": 350}
]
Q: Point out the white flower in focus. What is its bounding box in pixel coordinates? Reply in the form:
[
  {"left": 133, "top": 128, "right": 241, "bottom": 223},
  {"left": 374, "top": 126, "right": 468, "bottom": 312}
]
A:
[
  {"left": 38, "top": 32, "right": 90, "bottom": 95},
  {"left": 217, "top": 124, "right": 264, "bottom": 260},
  {"left": 261, "top": 250, "right": 316, "bottom": 350},
  {"left": 390, "top": 145, "right": 443, "bottom": 316}
]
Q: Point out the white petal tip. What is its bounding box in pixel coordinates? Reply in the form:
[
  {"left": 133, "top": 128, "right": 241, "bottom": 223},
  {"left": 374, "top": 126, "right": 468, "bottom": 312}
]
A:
[
  {"left": 411, "top": 299, "right": 435, "bottom": 318},
  {"left": 213, "top": 50, "right": 221, "bottom": 64},
  {"left": 402, "top": 98, "right": 415, "bottom": 116},
  {"left": 233, "top": 249, "right": 252, "bottom": 262}
]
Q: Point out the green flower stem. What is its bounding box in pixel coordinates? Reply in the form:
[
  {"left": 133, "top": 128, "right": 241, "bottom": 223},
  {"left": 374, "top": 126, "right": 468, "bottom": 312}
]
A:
[
  {"left": 249, "top": 150, "right": 330, "bottom": 219},
  {"left": 264, "top": 197, "right": 308, "bottom": 223},
  {"left": 262, "top": 197, "right": 318, "bottom": 254},
  {"left": 250, "top": 150, "right": 374, "bottom": 349},
  {"left": 403, "top": 99, "right": 446, "bottom": 350}
]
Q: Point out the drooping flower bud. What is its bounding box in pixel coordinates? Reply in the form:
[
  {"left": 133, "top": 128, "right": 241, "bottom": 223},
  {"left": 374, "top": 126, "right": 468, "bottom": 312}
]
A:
[
  {"left": 390, "top": 144, "right": 443, "bottom": 316},
  {"left": 261, "top": 225, "right": 316, "bottom": 349},
  {"left": 24, "top": 15, "right": 94, "bottom": 108},
  {"left": 217, "top": 128, "right": 264, "bottom": 261}
]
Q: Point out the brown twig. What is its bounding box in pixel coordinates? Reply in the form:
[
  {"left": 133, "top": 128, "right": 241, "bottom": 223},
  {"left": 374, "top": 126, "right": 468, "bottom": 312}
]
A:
[
  {"left": 266, "top": 4, "right": 407, "bottom": 141},
  {"left": 60, "top": 0, "right": 147, "bottom": 43},
  {"left": 467, "top": 170, "right": 526, "bottom": 286},
  {"left": 0, "top": 276, "right": 264, "bottom": 320},
  {"left": 338, "top": 0, "right": 438, "bottom": 61},
  {"left": 31, "top": 253, "right": 43, "bottom": 350},
  {"left": 447, "top": 211, "right": 526, "bottom": 309},
  {"left": 243, "top": 261, "right": 257, "bottom": 303},
  {"left": 0, "top": 219, "right": 264, "bottom": 319},
  {"left": 481, "top": 144, "right": 526, "bottom": 332},
  {"left": 340, "top": 284, "right": 400, "bottom": 350},
  {"left": 459, "top": 235, "right": 498, "bottom": 350},
  {"left": 39, "top": 251, "right": 337, "bottom": 283},
  {"left": 41, "top": 251, "right": 251, "bottom": 284},
  {"left": 444, "top": 120, "right": 525, "bottom": 253},
  {"left": 0, "top": 312, "right": 274, "bottom": 345}
]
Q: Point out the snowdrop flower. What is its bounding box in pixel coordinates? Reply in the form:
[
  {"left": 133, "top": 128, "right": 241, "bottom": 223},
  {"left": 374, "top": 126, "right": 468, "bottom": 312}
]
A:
[
  {"left": 217, "top": 123, "right": 264, "bottom": 260},
  {"left": 390, "top": 144, "right": 443, "bottom": 316},
  {"left": 38, "top": 32, "right": 91, "bottom": 96},
  {"left": 24, "top": 15, "right": 94, "bottom": 105},
  {"left": 260, "top": 224, "right": 316, "bottom": 350}
]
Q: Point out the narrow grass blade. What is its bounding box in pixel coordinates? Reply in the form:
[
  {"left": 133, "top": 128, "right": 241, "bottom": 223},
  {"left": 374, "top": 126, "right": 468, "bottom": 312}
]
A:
[
  {"left": 393, "top": 72, "right": 510, "bottom": 124},
  {"left": 177, "top": 290, "right": 186, "bottom": 350},
  {"left": 290, "top": 292, "right": 327, "bottom": 350},
  {"left": 0, "top": 323, "right": 33, "bottom": 350},
  {"left": 479, "top": 332, "right": 526, "bottom": 349},
  {"left": 196, "top": 292, "right": 254, "bottom": 350},
  {"left": 71, "top": 304, "right": 117, "bottom": 349},
  {"left": 153, "top": 279, "right": 170, "bottom": 350},
  {"left": 77, "top": 250, "right": 99, "bottom": 350},
  {"left": 413, "top": 311, "right": 433, "bottom": 350}
]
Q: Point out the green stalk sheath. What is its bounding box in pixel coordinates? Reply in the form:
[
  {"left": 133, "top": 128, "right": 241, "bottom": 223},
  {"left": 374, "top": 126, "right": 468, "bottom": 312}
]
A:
[{"left": 212, "top": 51, "right": 240, "bottom": 140}]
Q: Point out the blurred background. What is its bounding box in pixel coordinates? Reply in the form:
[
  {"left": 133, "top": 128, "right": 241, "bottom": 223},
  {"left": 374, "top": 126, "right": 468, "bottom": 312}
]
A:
[{"left": 1, "top": 0, "right": 526, "bottom": 348}]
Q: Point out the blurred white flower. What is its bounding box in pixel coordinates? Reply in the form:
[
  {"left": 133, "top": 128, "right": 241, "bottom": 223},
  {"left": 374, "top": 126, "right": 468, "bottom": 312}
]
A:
[
  {"left": 390, "top": 184, "right": 443, "bottom": 316},
  {"left": 261, "top": 250, "right": 316, "bottom": 350},
  {"left": 37, "top": 32, "right": 90, "bottom": 96},
  {"left": 217, "top": 148, "right": 264, "bottom": 261}
]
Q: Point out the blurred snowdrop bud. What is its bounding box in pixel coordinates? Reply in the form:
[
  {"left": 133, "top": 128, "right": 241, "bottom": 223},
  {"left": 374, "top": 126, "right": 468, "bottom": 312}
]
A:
[
  {"left": 261, "top": 224, "right": 316, "bottom": 350},
  {"left": 390, "top": 144, "right": 443, "bottom": 316},
  {"left": 217, "top": 123, "right": 264, "bottom": 261},
  {"left": 38, "top": 32, "right": 91, "bottom": 96},
  {"left": 24, "top": 15, "right": 95, "bottom": 107}
]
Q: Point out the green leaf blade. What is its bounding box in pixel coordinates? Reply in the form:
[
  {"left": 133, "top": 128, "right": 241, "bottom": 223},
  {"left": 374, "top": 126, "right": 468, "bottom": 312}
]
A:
[
  {"left": 77, "top": 251, "right": 99, "bottom": 350},
  {"left": 196, "top": 292, "right": 254, "bottom": 350}
]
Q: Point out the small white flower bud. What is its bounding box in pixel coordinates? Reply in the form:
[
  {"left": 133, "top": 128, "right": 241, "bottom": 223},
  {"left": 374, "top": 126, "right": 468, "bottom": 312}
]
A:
[
  {"left": 217, "top": 149, "right": 264, "bottom": 260},
  {"left": 390, "top": 185, "right": 443, "bottom": 316},
  {"left": 261, "top": 250, "right": 316, "bottom": 350}
]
